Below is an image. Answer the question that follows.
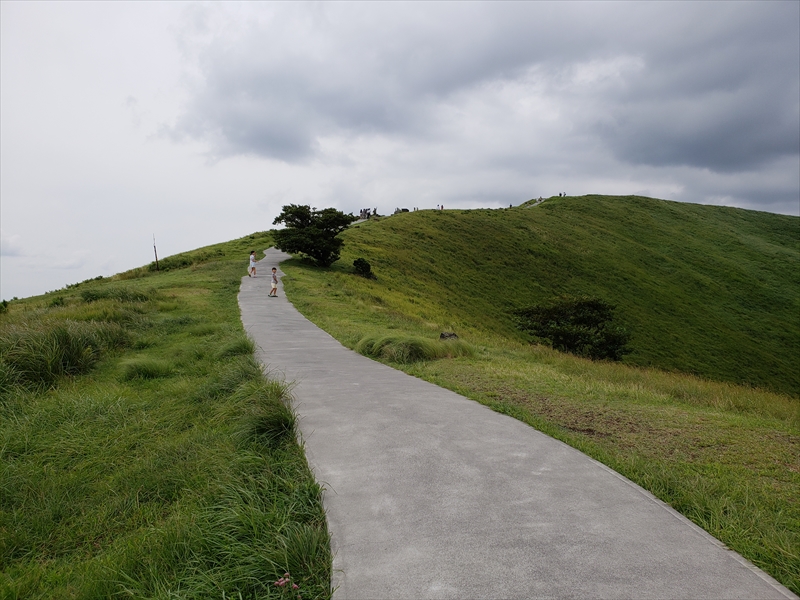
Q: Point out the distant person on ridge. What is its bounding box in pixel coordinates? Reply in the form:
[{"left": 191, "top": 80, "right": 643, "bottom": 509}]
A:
[
  {"left": 269, "top": 267, "right": 279, "bottom": 297},
  {"left": 249, "top": 251, "right": 257, "bottom": 277}
]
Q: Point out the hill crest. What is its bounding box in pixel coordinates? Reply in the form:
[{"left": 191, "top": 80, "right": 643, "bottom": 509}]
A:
[{"left": 336, "top": 194, "right": 799, "bottom": 395}]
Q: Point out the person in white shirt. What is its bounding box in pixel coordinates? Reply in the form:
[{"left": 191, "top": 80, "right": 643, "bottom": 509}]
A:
[{"left": 269, "top": 267, "right": 279, "bottom": 297}]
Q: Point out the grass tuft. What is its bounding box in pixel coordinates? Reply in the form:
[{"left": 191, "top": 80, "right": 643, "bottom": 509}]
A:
[
  {"left": 119, "top": 359, "right": 173, "bottom": 380},
  {"left": 0, "top": 320, "right": 128, "bottom": 390},
  {"left": 216, "top": 335, "right": 257, "bottom": 359},
  {"left": 356, "top": 334, "right": 474, "bottom": 363},
  {"left": 234, "top": 380, "right": 297, "bottom": 449},
  {"left": 280, "top": 522, "right": 331, "bottom": 577},
  {"left": 0, "top": 360, "right": 22, "bottom": 397},
  {"left": 194, "top": 356, "right": 263, "bottom": 402}
]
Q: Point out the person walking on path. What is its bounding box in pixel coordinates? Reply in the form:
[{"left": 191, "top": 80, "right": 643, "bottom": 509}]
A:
[
  {"left": 248, "top": 251, "right": 257, "bottom": 277},
  {"left": 269, "top": 267, "right": 279, "bottom": 296}
]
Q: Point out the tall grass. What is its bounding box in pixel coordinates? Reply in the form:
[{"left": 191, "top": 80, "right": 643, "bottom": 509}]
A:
[
  {"left": 1, "top": 230, "right": 332, "bottom": 599},
  {"left": 233, "top": 379, "right": 298, "bottom": 449},
  {"left": 0, "top": 320, "right": 128, "bottom": 391},
  {"left": 80, "top": 286, "right": 153, "bottom": 303},
  {"left": 119, "top": 358, "right": 173, "bottom": 380},
  {"left": 216, "top": 335, "right": 257, "bottom": 359}
]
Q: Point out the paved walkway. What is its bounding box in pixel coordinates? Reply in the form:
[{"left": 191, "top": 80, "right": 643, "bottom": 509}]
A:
[{"left": 239, "top": 248, "right": 795, "bottom": 600}]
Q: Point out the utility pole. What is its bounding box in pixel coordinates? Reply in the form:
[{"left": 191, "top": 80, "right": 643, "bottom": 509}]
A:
[{"left": 153, "top": 235, "right": 160, "bottom": 271}]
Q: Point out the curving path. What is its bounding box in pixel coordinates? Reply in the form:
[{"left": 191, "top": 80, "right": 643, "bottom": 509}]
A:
[{"left": 239, "top": 248, "right": 795, "bottom": 600}]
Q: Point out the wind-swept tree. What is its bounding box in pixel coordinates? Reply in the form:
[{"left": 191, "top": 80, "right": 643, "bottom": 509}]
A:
[{"left": 272, "top": 204, "right": 357, "bottom": 267}]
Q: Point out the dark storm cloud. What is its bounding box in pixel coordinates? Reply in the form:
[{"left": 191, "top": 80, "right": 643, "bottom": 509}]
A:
[
  {"left": 168, "top": 2, "right": 799, "bottom": 186},
  {"left": 592, "top": 4, "right": 800, "bottom": 172},
  {"left": 166, "top": 3, "right": 605, "bottom": 160}
]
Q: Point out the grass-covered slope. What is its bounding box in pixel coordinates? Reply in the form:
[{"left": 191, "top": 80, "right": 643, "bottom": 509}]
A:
[
  {"left": 339, "top": 195, "right": 799, "bottom": 396},
  {"left": 278, "top": 196, "right": 799, "bottom": 593},
  {"left": 1, "top": 232, "right": 332, "bottom": 599}
]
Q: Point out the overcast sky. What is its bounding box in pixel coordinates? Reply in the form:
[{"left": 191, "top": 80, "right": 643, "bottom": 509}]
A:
[{"left": 2, "top": 1, "right": 798, "bottom": 300}]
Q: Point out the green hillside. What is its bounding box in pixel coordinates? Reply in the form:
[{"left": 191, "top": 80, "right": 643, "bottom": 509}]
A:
[
  {"left": 1, "top": 232, "right": 332, "bottom": 598},
  {"left": 335, "top": 195, "right": 799, "bottom": 396},
  {"left": 2, "top": 198, "right": 796, "bottom": 594},
  {"left": 277, "top": 195, "right": 799, "bottom": 592}
]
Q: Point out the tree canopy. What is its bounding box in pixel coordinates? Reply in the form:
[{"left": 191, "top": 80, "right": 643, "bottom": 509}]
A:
[
  {"left": 513, "top": 295, "right": 632, "bottom": 361},
  {"left": 272, "top": 204, "right": 357, "bottom": 267}
]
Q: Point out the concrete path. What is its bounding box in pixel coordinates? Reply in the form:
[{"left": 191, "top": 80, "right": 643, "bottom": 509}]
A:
[{"left": 239, "top": 248, "right": 796, "bottom": 600}]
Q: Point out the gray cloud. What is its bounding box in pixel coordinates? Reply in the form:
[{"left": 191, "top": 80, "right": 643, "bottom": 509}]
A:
[
  {"left": 167, "top": 1, "right": 799, "bottom": 183},
  {"left": 165, "top": 3, "right": 600, "bottom": 160},
  {"left": 592, "top": 5, "right": 800, "bottom": 172}
]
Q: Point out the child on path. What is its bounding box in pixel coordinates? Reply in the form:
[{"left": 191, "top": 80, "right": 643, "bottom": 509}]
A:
[
  {"left": 249, "top": 251, "right": 257, "bottom": 277},
  {"left": 269, "top": 267, "right": 279, "bottom": 297}
]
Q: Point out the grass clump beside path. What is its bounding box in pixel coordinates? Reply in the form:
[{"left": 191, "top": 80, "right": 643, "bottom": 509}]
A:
[
  {"left": 279, "top": 196, "right": 799, "bottom": 593},
  {"left": 1, "top": 320, "right": 128, "bottom": 391},
  {"left": 1, "top": 231, "right": 332, "bottom": 599},
  {"left": 355, "top": 334, "right": 473, "bottom": 364}
]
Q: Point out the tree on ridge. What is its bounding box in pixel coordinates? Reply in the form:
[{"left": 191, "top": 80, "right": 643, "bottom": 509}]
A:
[{"left": 273, "top": 204, "right": 357, "bottom": 267}]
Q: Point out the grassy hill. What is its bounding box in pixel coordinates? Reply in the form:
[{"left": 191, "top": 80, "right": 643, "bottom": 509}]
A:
[
  {"left": 0, "top": 232, "right": 332, "bottom": 598},
  {"left": 277, "top": 195, "right": 799, "bottom": 592},
  {"left": 334, "top": 195, "right": 799, "bottom": 396},
  {"left": 2, "top": 196, "right": 797, "bottom": 595}
]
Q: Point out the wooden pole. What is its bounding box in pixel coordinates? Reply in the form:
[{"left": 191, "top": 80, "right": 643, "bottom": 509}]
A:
[{"left": 153, "top": 235, "right": 160, "bottom": 271}]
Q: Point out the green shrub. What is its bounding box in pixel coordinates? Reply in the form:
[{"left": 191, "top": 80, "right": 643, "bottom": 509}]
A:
[
  {"left": 513, "top": 295, "right": 632, "bottom": 361},
  {"left": 356, "top": 334, "right": 473, "bottom": 363},
  {"left": 120, "top": 358, "right": 173, "bottom": 381},
  {"left": 353, "top": 257, "right": 376, "bottom": 279}
]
